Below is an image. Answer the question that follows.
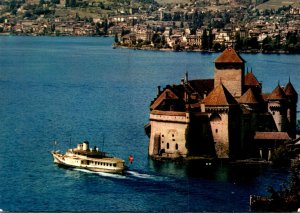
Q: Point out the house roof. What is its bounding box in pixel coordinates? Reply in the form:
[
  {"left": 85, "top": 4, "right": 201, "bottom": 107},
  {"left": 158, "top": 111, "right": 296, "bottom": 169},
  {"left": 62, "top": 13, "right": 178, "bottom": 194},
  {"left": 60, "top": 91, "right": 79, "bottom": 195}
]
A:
[
  {"left": 254, "top": 132, "right": 291, "bottom": 140},
  {"left": 245, "top": 72, "right": 260, "bottom": 86},
  {"left": 150, "top": 88, "right": 179, "bottom": 110},
  {"left": 239, "top": 88, "right": 262, "bottom": 104},
  {"left": 284, "top": 81, "right": 298, "bottom": 97},
  {"left": 203, "top": 84, "right": 237, "bottom": 106},
  {"left": 214, "top": 47, "right": 245, "bottom": 63},
  {"left": 188, "top": 79, "right": 214, "bottom": 98},
  {"left": 267, "top": 85, "right": 287, "bottom": 100}
]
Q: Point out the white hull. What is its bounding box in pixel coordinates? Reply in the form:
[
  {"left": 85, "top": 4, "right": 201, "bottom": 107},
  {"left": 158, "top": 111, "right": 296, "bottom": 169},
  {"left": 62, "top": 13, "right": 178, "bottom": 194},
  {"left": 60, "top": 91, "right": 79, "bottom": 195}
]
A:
[{"left": 51, "top": 151, "right": 125, "bottom": 174}]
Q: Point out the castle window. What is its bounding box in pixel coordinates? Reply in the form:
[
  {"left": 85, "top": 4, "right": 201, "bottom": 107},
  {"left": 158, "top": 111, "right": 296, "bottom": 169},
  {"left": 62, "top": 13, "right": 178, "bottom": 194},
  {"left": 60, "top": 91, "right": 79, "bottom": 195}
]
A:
[
  {"left": 167, "top": 143, "right": 169, "bottom": 149},
  {"left": 172, "top": 134, "right": 174, "bottom": 137},
  {"left": 172, "top": 139, "right": 175, "bottom": 141},
  {"left": 175, "top": 144, "right": 178, "bottom": 150},
  {"left": 216, "top": 129, "right": 218, "bottom": 133},
  {"left": 162, "top": 134, "right": 164, "bottom": 137}
]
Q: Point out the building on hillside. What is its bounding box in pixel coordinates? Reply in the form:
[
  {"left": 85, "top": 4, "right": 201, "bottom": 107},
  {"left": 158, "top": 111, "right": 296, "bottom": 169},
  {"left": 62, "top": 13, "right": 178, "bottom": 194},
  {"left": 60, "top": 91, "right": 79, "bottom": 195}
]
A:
[{"left": 145, "top": 48, "right": 298, "bottom": 160}]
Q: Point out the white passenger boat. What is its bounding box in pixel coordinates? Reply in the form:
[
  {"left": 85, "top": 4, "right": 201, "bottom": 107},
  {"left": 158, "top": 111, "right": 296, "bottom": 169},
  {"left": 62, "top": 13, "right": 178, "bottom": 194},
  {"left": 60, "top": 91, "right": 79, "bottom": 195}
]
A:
[{"left": 51, "top": 141, "right": 125, "bottom": 174}]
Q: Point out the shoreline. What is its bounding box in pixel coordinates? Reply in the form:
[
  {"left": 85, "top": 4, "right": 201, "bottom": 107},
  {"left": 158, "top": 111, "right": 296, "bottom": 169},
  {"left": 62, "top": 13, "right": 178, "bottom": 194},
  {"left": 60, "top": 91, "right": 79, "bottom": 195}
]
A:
[
  {"left": 113, "top": 44, "right": 293, "bottom": 54},
  {"left": 0, "top": 34, "right": 296, "bottom": 54}
]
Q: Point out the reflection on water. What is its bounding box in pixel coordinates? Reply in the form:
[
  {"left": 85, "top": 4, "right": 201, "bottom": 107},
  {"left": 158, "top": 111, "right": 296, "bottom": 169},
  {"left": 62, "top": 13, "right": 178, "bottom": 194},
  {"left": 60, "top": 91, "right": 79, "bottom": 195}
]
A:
[{"left": 148, "top": 158, "right": 288, "bottom": 184}]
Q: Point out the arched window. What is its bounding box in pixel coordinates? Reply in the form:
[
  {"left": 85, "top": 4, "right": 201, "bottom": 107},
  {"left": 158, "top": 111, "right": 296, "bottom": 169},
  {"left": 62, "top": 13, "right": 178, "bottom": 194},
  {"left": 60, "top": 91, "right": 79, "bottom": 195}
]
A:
[
  {"left": 167, "top": 143, "right": 169, "bottom": 149},
  {"left": 175, "top": 144, "right": 178, "bottom": 150}
]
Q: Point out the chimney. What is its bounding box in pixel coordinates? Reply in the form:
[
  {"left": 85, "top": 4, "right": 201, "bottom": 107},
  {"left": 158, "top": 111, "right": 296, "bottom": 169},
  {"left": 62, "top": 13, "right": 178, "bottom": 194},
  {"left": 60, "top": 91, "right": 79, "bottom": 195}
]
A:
[
  {"left": 157, "top": 86, "right": 161, "bottom": 96},
  {"left": 203, "top": 91, "right": 207, "bottom": 99}
]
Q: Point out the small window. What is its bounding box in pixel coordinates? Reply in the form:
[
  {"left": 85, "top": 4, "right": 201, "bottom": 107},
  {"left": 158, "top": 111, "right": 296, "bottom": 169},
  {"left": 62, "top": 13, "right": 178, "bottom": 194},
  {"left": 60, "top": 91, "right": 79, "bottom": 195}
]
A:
[
  {"left": 273, "top": 111, "right": 275, "bottom": 115},
  {"left": 172, "top": 134, "right": 174, "bottom": 137},
  {"left": 216, "top": 129, "right": 218, "bottom": 133},
  {"left": 162, "top": 141, "right": 164, "bottom": 143},
  {"left": 175, "top": 144, "right": 178, "bottom": 150},
  {"left": 172, "top": 139, "right": 175, "bottom": 141},
  {"left": 162, "top": 134, "right": 164, "bottom": 137},
  {"left": 113, "top": 164, "right": 116, "bottom": 167},
  {"left": 167, "top": 143, "right": 169, "bottom": 149}
]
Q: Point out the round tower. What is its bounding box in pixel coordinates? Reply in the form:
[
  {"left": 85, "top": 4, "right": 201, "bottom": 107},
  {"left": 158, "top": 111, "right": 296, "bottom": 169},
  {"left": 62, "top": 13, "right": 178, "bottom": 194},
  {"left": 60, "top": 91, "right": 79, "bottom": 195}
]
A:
[
  {"left": 267, "top": 85, "right": 287, "bottom": 132},
  {"left": 284, "top": 80, "right": 298, "bottom": 138}
]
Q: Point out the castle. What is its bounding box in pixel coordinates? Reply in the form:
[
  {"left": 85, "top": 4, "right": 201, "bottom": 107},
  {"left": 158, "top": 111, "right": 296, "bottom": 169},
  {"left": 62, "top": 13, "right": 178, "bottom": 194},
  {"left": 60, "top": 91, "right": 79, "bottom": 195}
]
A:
[{"left": 145, "top": 48, "right": 298, "bottom": 160}]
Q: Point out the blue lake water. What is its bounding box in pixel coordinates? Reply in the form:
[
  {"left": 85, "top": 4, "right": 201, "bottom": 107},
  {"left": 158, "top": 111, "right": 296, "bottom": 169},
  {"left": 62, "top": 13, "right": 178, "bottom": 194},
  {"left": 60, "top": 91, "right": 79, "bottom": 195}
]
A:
[{"left": 0, "top": 36, "right": 299, "bottom": 211}]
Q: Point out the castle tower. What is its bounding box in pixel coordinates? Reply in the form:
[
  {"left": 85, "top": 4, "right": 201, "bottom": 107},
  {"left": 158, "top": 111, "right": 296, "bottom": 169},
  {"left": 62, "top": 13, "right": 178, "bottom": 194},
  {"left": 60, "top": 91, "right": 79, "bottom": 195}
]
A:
[
  {"left": 203, "top": 83, "right": 239, "bottom": 158},
  {"left": 244, "top": 70, "right": 262, "bottom": 94},
  {"left": 267, "top": 85, "right": 287, "bottom": 132},
  {"left": 214, "top": 47, "right": 245, "bottom": 98},
  {"left": 284, "top": 80, "right": 298, "bottom": 138}
]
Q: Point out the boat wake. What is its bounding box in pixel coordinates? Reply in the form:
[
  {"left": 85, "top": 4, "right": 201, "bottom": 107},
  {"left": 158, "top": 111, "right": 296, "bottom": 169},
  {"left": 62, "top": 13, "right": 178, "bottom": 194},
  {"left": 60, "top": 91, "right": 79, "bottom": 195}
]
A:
[
  {"left": 72, "top": 168, "right": 169, "bottom": 182},
  {"left": 125, "top": 170, "right": 169, "bottom": 182},
  {"left": 73, "top": 168, "right": 126, "bottom": 179}
]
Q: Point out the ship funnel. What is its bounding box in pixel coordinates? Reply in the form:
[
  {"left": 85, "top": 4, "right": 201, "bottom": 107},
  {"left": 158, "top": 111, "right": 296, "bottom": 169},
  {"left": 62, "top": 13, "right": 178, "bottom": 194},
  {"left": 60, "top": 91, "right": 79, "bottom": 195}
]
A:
[{"left": 83, "top": 141, "right": 89, "bottom": 151}]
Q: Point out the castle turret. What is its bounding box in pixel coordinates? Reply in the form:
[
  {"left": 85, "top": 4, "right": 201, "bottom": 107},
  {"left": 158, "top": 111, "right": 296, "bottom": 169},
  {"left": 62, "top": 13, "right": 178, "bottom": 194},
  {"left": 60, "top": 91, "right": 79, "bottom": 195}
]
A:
[
  {"left": 203, "top": 83, "right": 239, "bottom": 158},
  {"left": 214, "top": 47, "right": 245, "bottom": 98},
  {"left": 244, "top": 70, "right": 262, "bottom": 94},
  {"left": 284, "top": 80, "right": 298, "bottom": 138},
  {"left": 267, "top": 85, "right": 287, "bottom": 132}
]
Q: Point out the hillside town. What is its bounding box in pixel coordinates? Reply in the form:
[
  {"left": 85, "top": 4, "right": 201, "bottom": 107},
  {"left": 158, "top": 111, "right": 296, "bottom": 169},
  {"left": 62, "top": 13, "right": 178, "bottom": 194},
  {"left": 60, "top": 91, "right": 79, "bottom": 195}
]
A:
[{"left": 0, "top": 0, "right": 300, "bottom": 52}]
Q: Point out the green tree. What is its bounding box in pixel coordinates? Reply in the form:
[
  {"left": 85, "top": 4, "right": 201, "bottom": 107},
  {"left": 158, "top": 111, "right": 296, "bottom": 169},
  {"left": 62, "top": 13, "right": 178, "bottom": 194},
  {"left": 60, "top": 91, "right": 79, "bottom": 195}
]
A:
[
  {"left": 103, "top": 19, "right": 108, "bottom": 35},
  {"left": 262, "top": 36, "right": 274, "bottom": 52},
  {"left": 234, "top": 33, "right": 243, "bottom": 51},
  {"left": 114, "top": 33, "right": 119, "bottom": 43},
  {"left": 201, "top": 29, "right": 208, "bottom": 50}
]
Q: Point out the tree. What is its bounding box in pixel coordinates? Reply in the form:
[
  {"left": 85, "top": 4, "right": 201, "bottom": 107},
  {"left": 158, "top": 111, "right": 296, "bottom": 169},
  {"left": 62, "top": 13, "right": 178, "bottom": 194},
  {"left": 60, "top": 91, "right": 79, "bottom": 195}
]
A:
[
  {"left": 95, "top": 22, "right": 101, "bottom": 35},
  {"left": 103, "top": 19, "right": 108, "bottom": 35},
  {"left": 245, "top": 36, "right": 259, "bottom": 50},
  {"left": 152, "top": 33, "right": 161, "bottom": 46},
  {"left": 235, "top": 33, "right": 243, "bottom": 51},
  {"left": 208, "top": 28, "right": 213, "bottom": 50},
  {"left": 213, "top": 42, "right": 222, "bottom": 52},
  {"left": 201, "top": 29, "right": 208, "bottom": 50},
  {"left": 262, "top": 36, "right": 274, "bottom": 52},
  {"left": 114, "top": 33, "right": 119, "bottom": 43}
]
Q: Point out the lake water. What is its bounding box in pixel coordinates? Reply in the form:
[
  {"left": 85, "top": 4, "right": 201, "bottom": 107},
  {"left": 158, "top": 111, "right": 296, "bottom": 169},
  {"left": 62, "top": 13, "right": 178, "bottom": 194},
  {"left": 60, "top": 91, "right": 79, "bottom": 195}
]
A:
[{"left": 0, "top": 36, "right": 299, "bottom": 211}]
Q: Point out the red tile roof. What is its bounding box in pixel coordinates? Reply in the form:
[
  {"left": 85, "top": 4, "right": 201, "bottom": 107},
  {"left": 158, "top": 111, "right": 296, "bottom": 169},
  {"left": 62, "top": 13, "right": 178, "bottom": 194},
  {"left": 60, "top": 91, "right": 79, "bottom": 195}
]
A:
[
  {"left": 239, "top": 88, "right": 261, "bottom": 104},
  {"left": 284, "top": 81, "right": 298, "bottom": 97},
  {"left": 188, "top": 79, "right": 214, "bottom": 98},
  {"left": 203, "top": 84, "right": 237, "bottom": 106},
  {"left": 150, "top": 88, "right": 179, "bottom": 110},
  {"left": 214, "top": 47, "right": 245, "bottom": 63},
  {"left": 267, "top": 85, "right": 287, "bottom": 100},
  {"left": 245, "top": 72, "right": 260, "bottom": 86},
  {"left": 254, "top": 132, "right": 291, "bottom": 140}
]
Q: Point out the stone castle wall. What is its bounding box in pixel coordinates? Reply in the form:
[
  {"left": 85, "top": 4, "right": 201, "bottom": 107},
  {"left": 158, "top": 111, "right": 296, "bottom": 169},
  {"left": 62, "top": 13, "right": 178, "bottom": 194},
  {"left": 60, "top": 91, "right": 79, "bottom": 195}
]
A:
[
  {"left": 149, "top": 112, "right": 189, "bottom": 158},
  {"left": 214, "top": 65, "right": 244, "bottom": 97}
]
